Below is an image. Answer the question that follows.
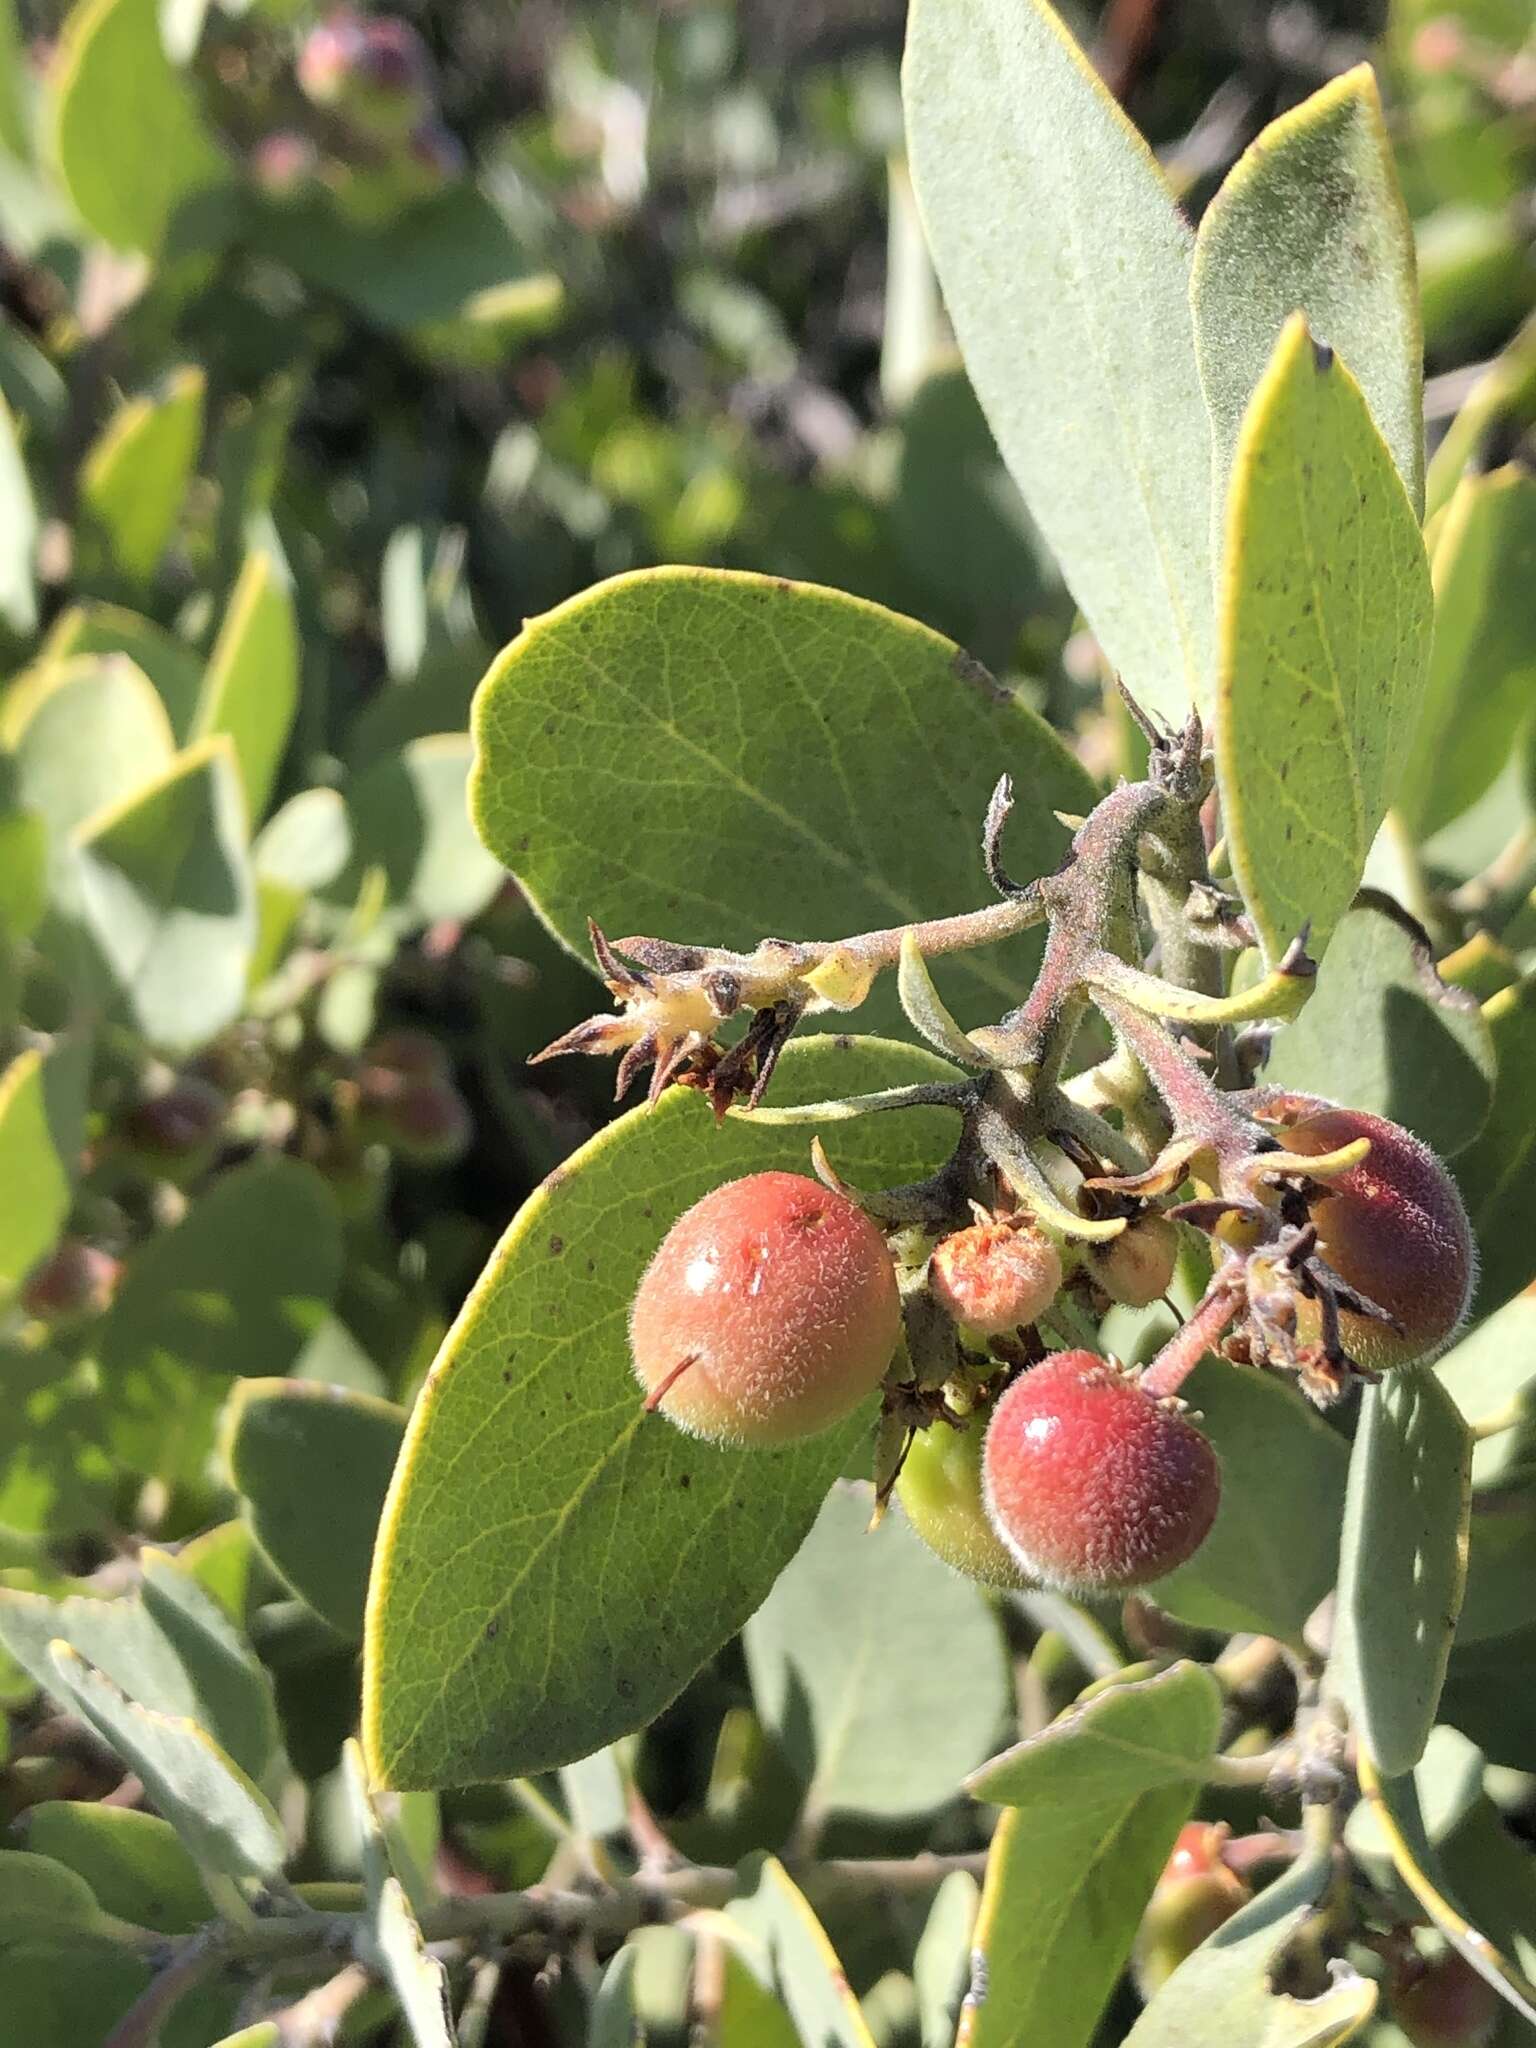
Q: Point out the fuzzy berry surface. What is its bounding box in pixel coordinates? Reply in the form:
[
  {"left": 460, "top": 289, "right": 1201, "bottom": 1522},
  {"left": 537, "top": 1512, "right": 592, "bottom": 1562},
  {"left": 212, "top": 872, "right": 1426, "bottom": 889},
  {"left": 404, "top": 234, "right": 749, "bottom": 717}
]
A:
[
  {"left": 1090, "top": 1213, "right": 1180, "bottom": 1309},
  {"left": 629, "top": 1172, "right": 900, "bottom": 1445},
  {"left": 928, "top": 1217, "right": 1062, "bottom": 1335},
  {"left": 1260, "top": 1096, "right": 1475, "bottom": 1369},
  {"left": 982, "top": 1350, "right": 1220, "bottom": 1594}
]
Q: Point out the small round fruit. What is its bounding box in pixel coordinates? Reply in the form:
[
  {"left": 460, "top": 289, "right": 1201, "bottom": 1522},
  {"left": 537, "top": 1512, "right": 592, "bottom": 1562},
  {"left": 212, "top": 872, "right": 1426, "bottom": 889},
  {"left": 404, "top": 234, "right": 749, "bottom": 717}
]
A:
[
  {"left": 1090, "top": 1214, "right": 1179, "bottom": 1309},
  {"left": 896, "top": 1420, "right": 1035, "bottom": 1589},
  {"left": 123, "top": 1076, "right": 227, "bottom": 1181},
  {"left": 1390, "top": 1949, "right": 1500, "bottom": 2048},
  {"left": 630, "top": 1172, "right": 900, "bottom": 1445},
  {"left": 1256, "top": 1095, "right": 1474, "bottom": 1369},
  {"left": 982, "top": 1351, "right": 1220, "bottom": 1594},
  {"left": 929, "top": 1217, "right": 1062, "bottom": 1335},
  {"left": 390, "top": 1078, "right": 472, "bottom": 1166},
  {"left": 1132, "top": 1822, "right": 1250, "bottom": 1998},
  {"left": 21, "top": 1240, "right": 120, "bottom": 1322}
]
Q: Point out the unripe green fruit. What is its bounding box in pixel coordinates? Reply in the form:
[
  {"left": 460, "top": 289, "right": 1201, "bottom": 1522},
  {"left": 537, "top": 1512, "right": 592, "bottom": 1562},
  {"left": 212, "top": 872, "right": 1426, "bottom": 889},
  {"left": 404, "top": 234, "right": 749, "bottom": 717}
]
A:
[
  {"left": 1256, "top": 1095, "right": 1474, "bottom": 1369},
  {"left": 929, "top": 1216, "right": 1061, "bottom": 1335},
  {"left": 983, "top": 1351, "right": 1220, "bottom": 1595},
  {"left": 1132, "top": 1822, "right": 1250, "bottom": 1998},
  {"left": 895, "top": 1418, "right": 1036, "bottom": 1589},
  {"left": 1089, "top": 1214, "right": 1179, "bottom": 1309},
  {"left": 1390, "top": 1949, "right": 1500, "bottom": 2048},
  {"left": 630, "top": 1172, "right": 900, "bottom": 1445}
]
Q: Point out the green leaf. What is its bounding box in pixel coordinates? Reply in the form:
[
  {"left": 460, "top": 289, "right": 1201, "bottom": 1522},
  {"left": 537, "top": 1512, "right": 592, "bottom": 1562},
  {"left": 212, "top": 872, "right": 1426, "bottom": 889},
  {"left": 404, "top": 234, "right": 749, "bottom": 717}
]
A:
[
  {"left": 469, "top": 567, "right": 1092, "bottom": 1036},
  {"left": 1437, "top": 1288, "right": 1536, "bottom": 1492},
  {"left": 373, "top": 1877, "right": 454, "bottom": 2048},
  {"left": 1458, "top": 1497, "right": 1536, "bottom": 1644},
  {"left": 1215, "top": 315, "right": 1433, "bottom": 962},
  {"left": 1330, "top": 1373, "right": 1472, "bottom": 1778},
  {"left": 363, "top": 1034, "right": 961, "bottom": 1790},
  {"left": 1398, "top": 468, "right": 1536, "bottom": 839},
  {"left": 967, "top": 1660, "right": 1221, "bottom": 1808},
  {"left": 0, "top": 802, "right": 48, "bottom": 942},
  {"left": 0, "top": 1050, "right": 69, "bottom": 1300},
  {"left": 0, "top": 1547, "right": 280, "bottom": 1783},
  {"left": 38, "top": 602, "right": 203, "bottom": 738},
  {"left": 743, "top": 1481, "right": 1009, "bottom": 1824},
  {"left": 0, "top": 1848, "right": 113, "bottom": 1939},
  {"left": 190, "top": 552, "right": 299, "bottom": 824},
  {"left": 0, "top": 392, "right": 36, "bottom": 635},
  {"left": 1192, "top": 66, "right": 1423, "bottom": 523},
  {"left": 1450, "top": 975, "right": 1536, "bottom": 1315},
  {"left": 74, "top": 738, "right": 257, "bottom": 1054},
  {"left": 914, "top": 1869, "right": 979, "bottom": 2048},
  {"left": 889, "top": 362, "right": 1051, "bottom": 666},
  {"left": 1353, "top": 1743, "right": 1536, "bottom": 2030},
  {"left": 24, "top": 1802, "right": 213, "bottom": 1934},
  {"left": 2, "top": 654, "right": 175, "bottom": 842},
  {"left": 1124, "top": 1850, "right": 1374, "bottom": 2044},
  {"left": 1150, "top": 1358, "right": 1349, "bottom": 1644},
  {"left": 255, "top": 184, "right": 561, "bottom": 351},
  {"left": 222, "top": 1379, "right": 405, "bottom": 1640},
  {"left": 99, "top": 1155, "right": 341, "bottom": 1443},
  {"left": 725, "top": 1854, "right": 877, "bottom": 2048},
  {"left": 960, "top": 1665, "right": 1222, "bottom": 2048},
  {"left": 343, "top": 732, "right": 503, "bottom": 928},
  {"left": 76, "top": 366, "right": 205, "bottom": 589},
  {"left": 50, "top": 0, "right": 229, "bottom": 254},
  {"left": 1259, "top": 902, "right": 1495, "bottom": 1156},
  {"left": 903, "top": 0, "right": 1213, "bottom": 726},
  {"left": 0, "top": 1943, "right": 150, "bottom": 2048},
  {"left": 48, "top": 1644, "right": 287, "bottom": 1886}
]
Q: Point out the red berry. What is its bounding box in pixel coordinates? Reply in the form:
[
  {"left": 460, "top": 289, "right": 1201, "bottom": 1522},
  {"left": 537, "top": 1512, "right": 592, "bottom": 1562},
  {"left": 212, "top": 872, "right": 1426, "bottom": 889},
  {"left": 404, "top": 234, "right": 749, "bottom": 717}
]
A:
[
  {"left": 21, "top": 1240, "right": 120, "bottom": 1322},
  {"left": 982, "top": 1351, "right": 1220, "bottom": 1594},
  {"left": 1132, "top": 1823, "right": 1250, "bottom": 1998},
  {"left": 1089, "top": 1213, "right": 1179, "bottom": 1309},
  {"left": 629, "top": 1173, "right": 900, "bottom": 1445},
  {"left": 1390, "top": 1949, "right": 1500, "bottom": 2048},
  {"left": 1256, "top": 1096, "right": 1474, "bottom": 1370},
  {"left": 895, "top": 1417, "right": 1035, "bottom": 1589},
  {"left": 390, "top": 1078, "right": 472, "bottom": 1165},
  {"left": 929, "top": 1216, "right": 1061, "bottom": 1336}
]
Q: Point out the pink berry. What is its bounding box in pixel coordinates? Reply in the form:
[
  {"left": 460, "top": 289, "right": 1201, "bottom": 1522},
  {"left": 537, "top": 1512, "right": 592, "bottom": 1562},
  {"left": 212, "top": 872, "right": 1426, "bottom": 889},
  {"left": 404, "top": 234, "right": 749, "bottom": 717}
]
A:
[
  {"left": 629, "top": 1172, "right": 900, "bottom": 1445},
  {"left": 928, "top": 1216, "right": 1061, "bottom": 1335},
  {"left": 1390, "top": 1949, "right": 1500, "bottom": 2048},
  {"left": 982, "top": 1351, "right": 1220, "bottom": 1594}
]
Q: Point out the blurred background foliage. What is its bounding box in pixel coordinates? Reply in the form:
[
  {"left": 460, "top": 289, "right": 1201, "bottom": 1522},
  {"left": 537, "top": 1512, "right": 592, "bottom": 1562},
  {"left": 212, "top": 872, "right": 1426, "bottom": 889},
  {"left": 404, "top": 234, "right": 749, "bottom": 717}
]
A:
[{"left": 0, "top": 0, "right": 1535, "bottom": 2041}]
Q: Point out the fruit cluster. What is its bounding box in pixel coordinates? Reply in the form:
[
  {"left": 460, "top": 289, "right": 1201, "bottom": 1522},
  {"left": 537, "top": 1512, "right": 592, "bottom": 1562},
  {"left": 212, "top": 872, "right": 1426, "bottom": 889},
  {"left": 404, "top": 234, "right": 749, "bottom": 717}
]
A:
[
  {"left": 547, "top": 709, "right": 1474, "bottom": 1597},
  {"left": 249, "top": 9, "right": 466, "bottom": 221}
]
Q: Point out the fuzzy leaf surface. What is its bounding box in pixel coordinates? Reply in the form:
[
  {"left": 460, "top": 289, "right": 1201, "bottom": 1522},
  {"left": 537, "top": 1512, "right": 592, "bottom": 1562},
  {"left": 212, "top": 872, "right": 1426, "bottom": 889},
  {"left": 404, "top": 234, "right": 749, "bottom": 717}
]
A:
[
  {"left": 961, "top": 1665, "right": 1222, "bottom": 2048},
  {"left": 469, "top": 567, "right": 1091, "bottom": 1038},
  {"left": 363, "top": 1035, "right": 961, "bottom": 1789},
  {"left": 903, "top": 0, "right": 1213, "bottom": 725},
  {"left": 1330, "top": 1373, "right": 1471, "bottom": 1778},
  {"left": 1193, "top": 66, "right": 1422, "bottom": 521},
  {"left": 1215, "top": 316, "right": 1432, "bottom": 961}
]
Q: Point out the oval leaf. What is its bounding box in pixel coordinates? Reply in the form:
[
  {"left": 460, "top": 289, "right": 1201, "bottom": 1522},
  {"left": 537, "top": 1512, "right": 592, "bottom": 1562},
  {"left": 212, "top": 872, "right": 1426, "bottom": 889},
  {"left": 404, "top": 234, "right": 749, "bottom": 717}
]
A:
[
  {"left": 76, "top": 367, "right": 205, "bottom": 590},
  {"left": 1193, "top": 65, "right": 1422, "bottom": 521},
  {"left": 1330, "top": 1372, "right": 1472, "bottom": 1778},
  {"left": 0, "top": 1050, "right": 69, "bottom": 1300},
  {"left": 363, "top": 1035, "right": 961, "bottom": 1790},
  {"left": 469, "top": 567, "right": 1091, "bottom": 1037},
  {"left": 191, "top": 552, "right": 299, "bottom": 825},
  {"left": 222, "top": 1379, "right": 405, "bottom": 1641},
  {"left": 903, "top": 0, "right": 1213, "bottom": 725},
  {"left": 724, "top": 1854, "right": 877, "bottom": 2048},
  {"left": 1215, "top": 315, "right": 1433, "bottom": 962},
  {"left": 961, "top": 1665, "right": 1222, "bottom": 2048},
  {"left": 1450, "top": 974, "right": 1536, "bottom": 1315},
  {"left": 744, "top": 1481, "right": 1010, "bottom": 1824}
]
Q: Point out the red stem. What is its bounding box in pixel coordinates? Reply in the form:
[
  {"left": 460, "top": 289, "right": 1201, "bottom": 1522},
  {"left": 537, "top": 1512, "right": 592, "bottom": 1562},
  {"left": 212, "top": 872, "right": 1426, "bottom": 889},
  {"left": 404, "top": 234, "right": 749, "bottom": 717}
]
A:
[{"left": 1139, "top": 1283, "right": 1242, "bottom": 1400}]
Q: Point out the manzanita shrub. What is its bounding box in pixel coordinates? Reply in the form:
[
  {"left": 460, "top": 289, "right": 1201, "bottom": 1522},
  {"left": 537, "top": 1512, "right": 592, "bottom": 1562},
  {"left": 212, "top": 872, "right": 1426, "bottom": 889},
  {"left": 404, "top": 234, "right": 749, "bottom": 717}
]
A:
[{"left": 3, "top": 0, "right": 1536, "bottom": 2043}]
